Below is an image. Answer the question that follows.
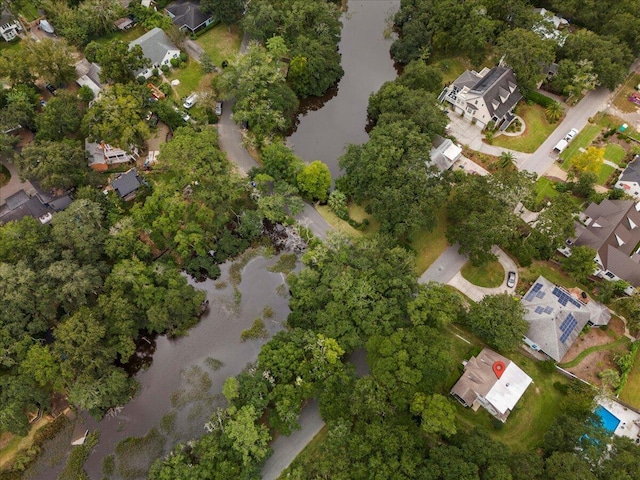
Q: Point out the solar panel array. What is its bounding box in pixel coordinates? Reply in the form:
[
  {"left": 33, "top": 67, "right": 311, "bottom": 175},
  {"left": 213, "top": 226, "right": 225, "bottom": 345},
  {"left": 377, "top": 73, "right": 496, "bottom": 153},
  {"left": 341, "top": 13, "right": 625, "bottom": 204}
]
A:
[
  {"left": 544, "top": 306, "right": 554, "bottom": 314},
  {"left": 525, "top": 283, "right": 543, "bottom": 302},
  {"left": 552, "top": 287, "right": 583, "bottom": 308},
  {"left": 535, "top": 306, "right": 544, "bottom": 314},
  {"left": 559, "top": 313, "right": 578, "bottom": 343}
]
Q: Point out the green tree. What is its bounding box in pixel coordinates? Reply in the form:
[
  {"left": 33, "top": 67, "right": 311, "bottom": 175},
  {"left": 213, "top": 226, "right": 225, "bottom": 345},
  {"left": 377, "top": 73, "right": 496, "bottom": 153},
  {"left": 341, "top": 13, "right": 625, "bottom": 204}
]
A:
[
  {"left": 497, "top": 151, "right": 516, "bottom": 171},
  {"left": 544, "top": 452, "right": 597, "bottom": 480},
  {"left": 532, "top": 193, "right": 579, "bottom": 251},
  {"left": 51, "top": 199, "right": 106, "bottom": 265},
  {"left": 447, "top": 170, "right": 535, "bottom": 265},
  {"left": 296, "top": 160, "right": 331, "bottom": 203},
  {"left": 260, "top": 139, "right": 303, "bottom": 185},
  {"left": 397, "top": 59, "right": 443, "bottom": 93},
  {"left": 466, "top": 293, "right": 529, "bottom": 352},
  {"left": 339, "top": 121, "right": 448, "bottom": 239},
  {"left": 82, "top": 83, "right": 150, "bottom": 149},
  {"left": 408, "top": 282, "right": 464, "bottom": 328},
  {"left": 35, "top": 91, "right": 82, "bottom": 141},
  {"left": 85, "top": 40, "right": 150, "bottom": 84},
  {"left": 545, "top": 101, "right": 564, "bottom": 123},
  {"left": 16, "top": 140, "right": 88, "bottom": 190},
  {"left": 497, "top": 28, "right": 556, "bottom": 92},
  {"left": 570, "top": 146, "right": 604, "bottom": 174},
  {"left": 202, "top": 0, "right": 246, "bottom": 24},
  {"left": 223, "top": 405, "right": 271, "bottom": 466},
  {"left": 574, "top": 171, "right": 598, "bottom": 198},
  {"left": 562, "top": 245, "right": 596, "bottom": 283},
  {"left": 411, "top": 393, "right": 457, "bottom": 437},
  {"left": 22, "top": 38, "right": 77, "bottom": 86}
]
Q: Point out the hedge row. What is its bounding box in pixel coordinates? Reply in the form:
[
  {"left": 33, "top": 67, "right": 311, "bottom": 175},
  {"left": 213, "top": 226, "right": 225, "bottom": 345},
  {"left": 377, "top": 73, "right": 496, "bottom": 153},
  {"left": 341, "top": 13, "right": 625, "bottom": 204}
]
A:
[{"left": 525, "top": 90, "right": 556, "bottom": 108}]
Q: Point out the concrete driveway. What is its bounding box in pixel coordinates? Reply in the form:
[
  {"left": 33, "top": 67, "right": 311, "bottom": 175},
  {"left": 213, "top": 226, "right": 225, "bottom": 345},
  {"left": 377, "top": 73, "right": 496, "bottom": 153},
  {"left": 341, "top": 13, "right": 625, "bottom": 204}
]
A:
[
  {"left": 419, "top": 245, "right": 518, "bottom": 302},
  {"left": 1, "top": 159, "right": 35, "bottom": 205}
]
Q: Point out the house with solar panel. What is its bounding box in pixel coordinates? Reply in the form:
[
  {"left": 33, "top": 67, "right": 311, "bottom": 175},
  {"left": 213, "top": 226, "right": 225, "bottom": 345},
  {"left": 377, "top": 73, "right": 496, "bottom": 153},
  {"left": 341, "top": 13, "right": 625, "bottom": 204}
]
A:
[
  {"left": 521, "top": 276, "right": 611, "bottom": 362},
  {"left": 450, "top": 348, "right": 532, "bottom": 423},
  {"left": 437, "top": 66, "right": 523, "bottom": 131},
  {"left": 562, "top": 199, "right": 640, "bottom": 291}
]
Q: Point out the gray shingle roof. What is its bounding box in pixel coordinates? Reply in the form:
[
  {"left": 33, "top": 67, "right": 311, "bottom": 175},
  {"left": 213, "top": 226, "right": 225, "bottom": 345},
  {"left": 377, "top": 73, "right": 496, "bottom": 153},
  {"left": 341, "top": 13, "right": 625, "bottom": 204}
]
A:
[
  {"left": 574, "top": 200, "right": 640, "bottom": 285},
  {"left": 129, "top": 27, "right": 178, "bottom": 67},
  {"left": 165, "top": 0, "right": 212, "bottom": 32},
  {"left": 618, "top": 155, "right": 640, "bottom": 184},
  {"left": 112, "top": 168, "right": 142, "bottom": 198},
  {"left": 522, "top": 276, "right": 611, "bottom": 361}
]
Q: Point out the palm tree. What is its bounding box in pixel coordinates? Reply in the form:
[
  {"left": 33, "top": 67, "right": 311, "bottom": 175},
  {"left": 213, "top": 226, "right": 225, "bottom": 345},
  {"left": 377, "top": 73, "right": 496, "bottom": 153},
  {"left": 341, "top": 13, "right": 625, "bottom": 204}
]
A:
[
  {"left": 497, "top": 151, "right": 516, "bottom": 171},
  {"left": 545, "top": 101, "right": 564, "bottom": 123}
]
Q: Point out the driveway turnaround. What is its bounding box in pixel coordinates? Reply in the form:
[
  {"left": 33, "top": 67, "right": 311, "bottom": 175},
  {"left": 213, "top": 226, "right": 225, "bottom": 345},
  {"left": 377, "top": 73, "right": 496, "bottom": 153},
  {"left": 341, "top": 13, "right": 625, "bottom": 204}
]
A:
[{"left": 420, "top": 245, "right": 519, "bottom": 302}]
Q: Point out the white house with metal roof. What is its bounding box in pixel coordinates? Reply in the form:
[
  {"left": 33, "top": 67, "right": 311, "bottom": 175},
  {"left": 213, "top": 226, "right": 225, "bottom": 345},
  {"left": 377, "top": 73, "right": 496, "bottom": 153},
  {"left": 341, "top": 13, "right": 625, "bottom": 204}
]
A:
[
  {"left": 450, "top": 348, "right": 532, "bottom": 423},
  {"left": 129, "top": 27, "right": 180, "bottom": 79}
]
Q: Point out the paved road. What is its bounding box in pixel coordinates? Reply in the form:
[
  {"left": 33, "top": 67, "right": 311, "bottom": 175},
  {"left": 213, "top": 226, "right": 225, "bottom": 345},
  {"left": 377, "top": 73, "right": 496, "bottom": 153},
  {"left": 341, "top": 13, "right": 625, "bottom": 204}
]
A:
[
  {"left": 519, "top": 87, "right": 611, "bottom": 176},
  {"left": 0, "top": 158, "right": 35, "bottom": 204},
  {"left": 296, "top": 203, "right": 332, "bottom": 241},
  {"left": 217, "top": 99, "right": 259, "bottom": 176}
]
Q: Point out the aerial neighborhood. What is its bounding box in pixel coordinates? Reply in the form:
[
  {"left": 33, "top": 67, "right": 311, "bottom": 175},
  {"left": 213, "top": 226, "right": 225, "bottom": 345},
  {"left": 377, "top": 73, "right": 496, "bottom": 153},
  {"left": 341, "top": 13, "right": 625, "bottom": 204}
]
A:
[{"left": 2, "top": 0, "right": 640, "bottom": 479}]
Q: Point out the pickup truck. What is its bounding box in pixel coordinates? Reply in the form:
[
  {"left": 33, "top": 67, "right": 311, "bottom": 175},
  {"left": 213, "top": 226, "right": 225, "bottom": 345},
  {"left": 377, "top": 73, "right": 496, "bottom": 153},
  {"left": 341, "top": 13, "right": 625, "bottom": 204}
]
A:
[{"left": 553, "top": 128, "right": 579, "bottom": 155}]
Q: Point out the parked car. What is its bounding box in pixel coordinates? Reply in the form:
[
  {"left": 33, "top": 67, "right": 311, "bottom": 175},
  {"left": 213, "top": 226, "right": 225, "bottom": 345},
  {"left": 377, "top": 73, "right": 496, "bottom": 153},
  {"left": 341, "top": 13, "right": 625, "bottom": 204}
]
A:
[
  {"left": 183, "top": 93, "right": 198, "bottom": 109},
  {"left": 45, "top": 83, "right": 56, "bottom": 95},
  {"left": 215, "top": 101, "right": 223, "bottom": 116},
  {"left": 564, "top": 128, "right": 579, "bottom": 141},
  {"left": 507, "top": 271, "right": 517, "bottom": 288}
]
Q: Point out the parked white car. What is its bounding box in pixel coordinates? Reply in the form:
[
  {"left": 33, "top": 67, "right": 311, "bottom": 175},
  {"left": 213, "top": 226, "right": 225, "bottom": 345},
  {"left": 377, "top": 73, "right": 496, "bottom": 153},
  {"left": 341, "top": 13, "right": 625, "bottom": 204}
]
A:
[
  {"left": 183, "top": 93, "right": 198, "bottom": 109},
  {"left": 564, "top": 128, "right": 579, "bottom": 141}
]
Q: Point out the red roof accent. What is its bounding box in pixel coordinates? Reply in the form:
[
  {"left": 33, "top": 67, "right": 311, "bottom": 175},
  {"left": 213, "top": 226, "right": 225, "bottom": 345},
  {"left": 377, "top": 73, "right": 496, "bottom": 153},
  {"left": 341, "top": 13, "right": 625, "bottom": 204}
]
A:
[{"left": 493, "top": 361, "right": 506, "bottom": 379}]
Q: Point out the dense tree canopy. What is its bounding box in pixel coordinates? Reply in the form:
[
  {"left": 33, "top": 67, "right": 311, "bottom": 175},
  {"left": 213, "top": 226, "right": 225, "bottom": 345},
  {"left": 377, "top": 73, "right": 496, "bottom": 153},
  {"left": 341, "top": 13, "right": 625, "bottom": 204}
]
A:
[{"left": 85, "top": 40, "right": 150, "bottom": 84}]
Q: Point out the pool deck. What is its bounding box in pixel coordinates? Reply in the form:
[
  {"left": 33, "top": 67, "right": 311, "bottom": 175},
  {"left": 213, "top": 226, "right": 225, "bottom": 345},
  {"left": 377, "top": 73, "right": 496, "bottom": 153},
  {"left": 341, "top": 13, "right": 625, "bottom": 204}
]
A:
[{"left": 597, "top": 397, "right": 640, "bottom": 442}]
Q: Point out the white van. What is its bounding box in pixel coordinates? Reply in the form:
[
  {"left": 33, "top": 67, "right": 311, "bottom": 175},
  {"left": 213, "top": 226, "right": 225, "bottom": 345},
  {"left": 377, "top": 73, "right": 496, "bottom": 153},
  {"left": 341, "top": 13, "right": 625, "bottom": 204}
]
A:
[
  {"left": 553, "top": 139, "right": 568, "bottom": 155},
  {"left": 183, "top": 93, "right": 198, "bottom": 109}
]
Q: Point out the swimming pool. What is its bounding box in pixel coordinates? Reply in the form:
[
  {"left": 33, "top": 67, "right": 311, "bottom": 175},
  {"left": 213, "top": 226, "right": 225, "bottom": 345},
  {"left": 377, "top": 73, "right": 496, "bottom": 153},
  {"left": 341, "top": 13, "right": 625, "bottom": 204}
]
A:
[{"left": 595, "top": 405, "right": 621, "bottom": 433}]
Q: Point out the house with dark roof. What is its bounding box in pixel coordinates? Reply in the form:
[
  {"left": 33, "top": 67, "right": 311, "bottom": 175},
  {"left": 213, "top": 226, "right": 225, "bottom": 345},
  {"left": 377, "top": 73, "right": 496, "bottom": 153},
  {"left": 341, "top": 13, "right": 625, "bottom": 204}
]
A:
[
  {"left": 563, "top": 199, "right": 640, "bottom": 288},
  {"left": 129, "top": 27, "right": 180, "bottom": 79},
  {"left": 110, "top": 168, "right": 143, "bottom": 200},
  {"left": 521, "top": 276, "right": 611, "bottom": 361},
  {"left": 450, "top": 348, "right": 532, "bottom": 423},
  {"left": 438, "top": 66, "right": 523, "bottom": 130},
  {"left": 615, "top": 155, "right": 640, "bottom": 199},
  {"left": 165, "top": 0, "right": 214, "bottom": 35},
  {"left": 0, "top": 189, "right": 72, "bottom": 225},
  {"left": 429, "top": 135, "right": 462, "bottom": 172}
]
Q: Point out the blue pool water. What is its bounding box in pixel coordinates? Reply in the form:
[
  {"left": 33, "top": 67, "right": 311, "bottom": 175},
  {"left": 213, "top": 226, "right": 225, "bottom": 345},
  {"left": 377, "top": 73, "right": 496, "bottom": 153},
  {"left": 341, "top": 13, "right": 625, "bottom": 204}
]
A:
[{"left": 595, "top": 405, "right": 621, "bottom": 433}]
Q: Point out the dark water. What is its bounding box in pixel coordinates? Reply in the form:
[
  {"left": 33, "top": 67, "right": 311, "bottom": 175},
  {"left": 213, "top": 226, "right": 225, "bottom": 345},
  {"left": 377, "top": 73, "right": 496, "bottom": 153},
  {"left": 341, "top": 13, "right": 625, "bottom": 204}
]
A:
[
  {"left": 287, "top": 0, "right": 400, "bottom": 181},
  {"left": 28, "top": 255, "right": 290, "bottom": 480}
]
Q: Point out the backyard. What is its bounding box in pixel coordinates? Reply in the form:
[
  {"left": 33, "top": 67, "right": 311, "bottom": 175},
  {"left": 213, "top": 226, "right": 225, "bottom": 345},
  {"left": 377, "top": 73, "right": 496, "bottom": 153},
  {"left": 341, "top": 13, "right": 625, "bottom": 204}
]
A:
[
  {"left": 491, "top": 104, "right": 558, "bottom": 153},
  {"left": 195, "top": 24, "right": 242, "bottom": 66},
  {"left": 612, "top": 72, "right": 640, "bottom": 113},
  {"left": 620, "top": 354, "right": 640, "bottom": 409}
]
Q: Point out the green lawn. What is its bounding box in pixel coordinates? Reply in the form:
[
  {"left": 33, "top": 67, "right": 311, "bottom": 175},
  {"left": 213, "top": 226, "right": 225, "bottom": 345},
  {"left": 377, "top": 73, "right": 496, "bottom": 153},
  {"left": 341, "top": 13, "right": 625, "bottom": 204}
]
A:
[
  {"left": 603, "top": 144, "right": 626, "bottom": 166},
  {"left": 92, "top": 25, "right": 147, "bottom": 46},
  {"left": 434, "top": 57, "right": 468, "bottom": 84},
  {"left": 195, "top": 24, "right": 242, "bottom": 66},
  {"left": 596, "top": 163, "right": 616, "bottom": 185},
  {"left": 518, "top": 260, "right": 590, "bottom": 293},
  {"left": 534, "top": 177, "right": 560, "bottom": 204},
  {"left": 446, "top": 327, "right": 569, "bottom": 451},
  {"left": 460, "top": 260, "right": 504, "bottom": 287},
  {"left": 619, "top": 352, "right": 640, "bottom": 409},
  {"left": 316, "top": 205, "right": 364, "bottom": 238},
  {"left": 16, "top": 1, "right": 39, "bottom": 21},
  {"left": 491, "top": 104, "right": 558, "bottom": 153},
  {"left": 279, "top": 425, "right": 328, "bottom": 478},
  {"left": 411, "top": 206, "right": 450, "bottom": 275},
  {"left": 0, "top": 39, "right": 22, "bottom": 54},
  {"left": 560, "top": 125, "right": 601, "bottom": 168},
  {"left": 166, "top": 60, "right": 203, "bottom": 99}
]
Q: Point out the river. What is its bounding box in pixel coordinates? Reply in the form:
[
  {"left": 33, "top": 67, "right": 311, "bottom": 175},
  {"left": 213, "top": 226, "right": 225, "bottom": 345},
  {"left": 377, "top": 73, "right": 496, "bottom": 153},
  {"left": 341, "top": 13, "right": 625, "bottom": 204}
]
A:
[
  {"left": 22, "top": 2, "right": 400, "bottom": 478},
  {"left": 288, "top": 0, "right": 400, "bottom": 180}
]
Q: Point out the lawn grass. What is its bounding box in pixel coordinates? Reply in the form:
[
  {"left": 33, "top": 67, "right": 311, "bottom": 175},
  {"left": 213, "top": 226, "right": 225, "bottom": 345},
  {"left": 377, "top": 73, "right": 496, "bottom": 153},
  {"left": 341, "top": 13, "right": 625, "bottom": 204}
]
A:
[
  {"left": 518, "top": 260, "right": 590, "bottom": 293},
  {"left": 560, "top": 124, "right": 602, "bottom": 168},
  {"left": 278, "top": 424, "right": 328, "bottom": 478},
  {"left": 491, "top": 104, "right": 558, "bottom": 153},
  {"left": 92, "top": 25, "right": 147, "bottom": 46},
  {"left": 347, "top": 203, "right": 380, "bottom": 235},
  {"left": 316, "top": 205, "right": 364, "bottom": 238},
  {"left": 596, "top": 163, "right": 616, "bottom": 186},
  {"left": 0, "top": 416, "right": 51, "bottom": 470},
  {"left": 460, "top": 259, "right": 504, "bottom": 288},
  {"left": 411, "top": 206, "right": 450, "bottom": 275},
  {"left": 446, "top": 326, "right": 569, "bottom": 451},
  {"left": 619, "top": 351, "right": 640, "bottom": 409},
  {"left": 433, "top": 57, "right": 468, "bottom": 84},
  {"left": 166, "top": 60, "right": 203, "bottom": 98},
  {"left": 195, "top": 24, "right": 242, "bottom": 66},
  {"left": 0, "top": 38, "right": 22, "bottom": 54},
  {"left": 535, "top": 177, "right": 560, "bottom": 204},
  {"left": 603, "top": 143, "right": 626, "bottom": 166},
  {"left": 612, "top": 72, "right": 640, "bottom": 113},
  {"left": 558, "top": 336, "right": 630, "bottom": 369}
]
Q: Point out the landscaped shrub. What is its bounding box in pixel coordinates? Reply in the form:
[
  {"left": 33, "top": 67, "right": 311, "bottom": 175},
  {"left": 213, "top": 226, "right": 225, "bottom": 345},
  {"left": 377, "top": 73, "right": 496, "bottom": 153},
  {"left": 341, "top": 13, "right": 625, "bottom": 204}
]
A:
[
  {"left": 160, "top": 64, "right": 170, "bottom": 73},
  {"left": 524, "top": 90, "right": 555, "bottom": 108},
  {"left": 170, "top": 57, "right": 179, "bottom": 68},
  {"left": 152, "top": 68, "right": 159, "bottom": 77},
  {"left": 179, "top": 52, "right": 188, "bottom": 62}
]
